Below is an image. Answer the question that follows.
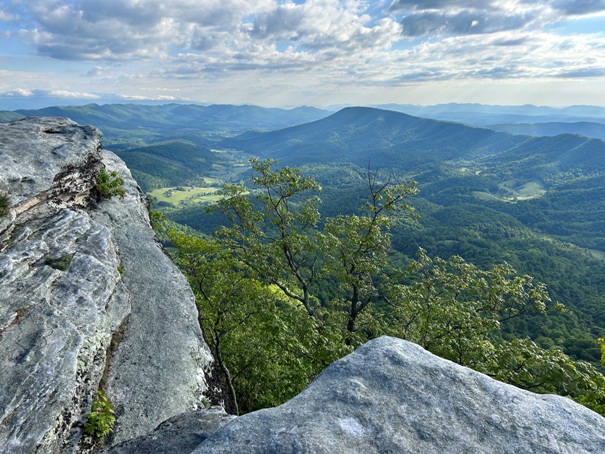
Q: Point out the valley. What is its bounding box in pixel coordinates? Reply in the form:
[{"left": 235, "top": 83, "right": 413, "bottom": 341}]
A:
[{"left": 3, "top": 103, "right": 605, "bottom": 365}]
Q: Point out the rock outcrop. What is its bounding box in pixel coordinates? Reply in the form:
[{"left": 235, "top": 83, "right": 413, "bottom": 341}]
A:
[
  {"left": 0, "top": 117, "right": 214, "bottom": 453},
  {"left": 195, "top": 336, "right": 605, "bottom": 454}
]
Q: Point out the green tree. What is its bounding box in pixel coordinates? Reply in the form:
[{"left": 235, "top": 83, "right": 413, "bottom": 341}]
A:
[
  {"left": 215, "top": 159, "right": 323, "bottom": 318},
  {"left": 96, "top": 167, "right": 125, "bottom": 199},
  {"left": 323, "top": 172, "right": 417, "bottom": 344},
  {"left": 481, "top": 338, "right": 605, "bottom": 414},
  {"left": 170, "top": 231, "right": 344, "bottom": 414},
  {"left": 215, "top": 159, "right": 417, "bottom": 340},
  {"left": 385, "top": 249, "right": 552, "bottom": 366},
  {"left": 383, "top": 249, "right": 605, "bottom": 413}
]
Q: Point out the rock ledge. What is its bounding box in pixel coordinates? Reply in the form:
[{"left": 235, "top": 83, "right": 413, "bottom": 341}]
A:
[{"left": 0, "top": 118, "right": 214, "bottom": 453}]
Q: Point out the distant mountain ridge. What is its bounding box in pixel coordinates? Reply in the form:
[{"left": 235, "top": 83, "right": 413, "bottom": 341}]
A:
[
  {"left": 221, "top": 107, "right": 522, "bottom": 166},
  {"left": 222, "top": 107, "right": 605, "bottom": 179},
  {"left": 487, "top": 122, "right": 605, "bottom": 141},
  {"left": 2, "top": 103, "right": 331, "bottom": 137},
  {"left": 373, "top": 103, "right": 605, "bottom": 126}
]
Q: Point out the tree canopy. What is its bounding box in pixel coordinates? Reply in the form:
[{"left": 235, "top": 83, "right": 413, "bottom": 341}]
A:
[{"left": 167, "top": 159, "right": 605, "bottom": 415}]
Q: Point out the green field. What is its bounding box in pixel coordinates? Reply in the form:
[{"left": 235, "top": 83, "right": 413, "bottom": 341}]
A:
[
  {"left": 588, "top": 249, "right": 605, "bottom": 261},
  {"left": 149, "top": 186, "right": 222, "bottom": 206},
  {"left": 498, "top": 179, "right": 546, "bottom": 201}
]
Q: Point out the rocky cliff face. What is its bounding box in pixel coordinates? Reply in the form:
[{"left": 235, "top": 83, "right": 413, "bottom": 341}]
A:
[{"left": 0, "top": 117, "right": 215, "bottom": 453}]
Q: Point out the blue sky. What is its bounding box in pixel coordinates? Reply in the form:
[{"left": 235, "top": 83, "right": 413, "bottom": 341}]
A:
[{"left": 1, "top": 0, "right": 605, "bottom": 109}]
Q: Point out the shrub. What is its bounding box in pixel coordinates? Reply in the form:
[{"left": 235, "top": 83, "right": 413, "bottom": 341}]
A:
[
  {"left": 44, "top": 254, "right": 74, "bottom": 271},
  {"left": 83, "top": 390, "right": 115, "bottom": 439},
  {"left": 96, "top": 168, "right": 125, "bottom": 199},
  {"left": 0, "top": 192, "right": 9, "bottom": 216}
]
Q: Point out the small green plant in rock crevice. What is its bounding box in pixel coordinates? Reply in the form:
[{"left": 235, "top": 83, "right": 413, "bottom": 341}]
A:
[
  {"left": 96, "top": 167, "right": 125, "bottom": 200},
  {"left": 83, "top": 390, "right": 115, "bottom": 440},
  {"left": 0, "top": 192, "right": 9, "bottom": 216},
  {"left": 45, "top": 253, "right": 74, "bottom": 271}
]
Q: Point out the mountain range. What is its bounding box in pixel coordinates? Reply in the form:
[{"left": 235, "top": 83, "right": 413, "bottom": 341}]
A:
[
  {"left": 2, "top": 103, "right": 331, "bottom": 138},
  {"left": 3, "top": 102, "right": 605, "bottom": 361},
  {"left": 222, "top": 107, "right": 605, "bottom": 179}
]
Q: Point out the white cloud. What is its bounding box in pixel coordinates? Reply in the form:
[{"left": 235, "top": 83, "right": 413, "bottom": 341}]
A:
[
  {"left": 3, "top": 88, "right": 35, "bottom": 97},
  {"left": 48, "top": 90, "right": 100, "bottom": 99},
  {"left": 2, "top": 0, "right": 605, "bottom": 107},
  {"left": 538, "top": 0, "right": 605, "bottom": 16},
  {"left": 0, "top": 88, "right": 100, "bottom": 99},
  {"left": 0, "top": 10, "right": 14, "bottom": 22}
]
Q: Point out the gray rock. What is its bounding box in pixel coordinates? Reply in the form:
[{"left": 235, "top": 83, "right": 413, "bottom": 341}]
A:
[
  {"left": 93, "top": 152, "right": 214, "bottom": 445},
  {"left": 194, "top": 336, "right": 605, "bottom": 454},
  {"left": 0, "top": 118, "right": 214, "bottom": 453},
  {"left": 102, "top": 407, "right": 235, "bottom": 454}
]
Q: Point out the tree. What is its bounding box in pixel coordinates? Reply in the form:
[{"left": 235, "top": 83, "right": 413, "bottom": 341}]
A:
[
  {"left": 385, "top": 249, "right": 552, "bottom": 366},
  {"left": 383, "top": 249, "right": 605, "bottom": 413},
  {"left": 215, "top": 158, "right": 323, "bottom": 318},
  {"left": 169, "top": 159, "right": 605, "bottom": 416},
  {"left": 215, "top": 159, "right": 418, "bottom": 342},
  {"left": 322, "top": 172, "right": 417, "bottom": 344},
  {"left": 169, "top": 231, "right": 344, "bottom": 414}
]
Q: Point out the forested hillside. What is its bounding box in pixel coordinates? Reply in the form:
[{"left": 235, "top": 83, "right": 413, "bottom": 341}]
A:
[
  {"left": 4, "top": 103, "right": 605, "bottom": 416},
  {"left": 185, "top": 107, "right": 605, "bottom": 365}
]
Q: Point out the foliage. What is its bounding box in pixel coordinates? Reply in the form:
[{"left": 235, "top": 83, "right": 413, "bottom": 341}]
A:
[
  {"left": 215, "top": 158, "right": 324, "bottom": 318},
  {"left": 479, "top": 338, "right": 605, "bottom": 413},
  {"left": 45, "top": 253, "right": 74, "bottom": 271},
  {"left": 214, "top": 159, "right": 418, "bottom": 340},
  {"left": 168, "top": 160, "right": 605, "bottom": 416},
  {"left": 384, "top": 249, "right": 552, "bottom": 366},
  {"left": 0, "top": 192, "right": 9, "bottom": 216},
  {"left": 169, "top": 231, "right": 345, "bottom": 414},
  {"left": 96, "top": 167, "right": 125, "bottom": 199},
  {"left": 322, "top": 172, "right": 418, "bottom": 344},
  {"left": 83, "top": 390, "right": 115, "bottom": 440}
]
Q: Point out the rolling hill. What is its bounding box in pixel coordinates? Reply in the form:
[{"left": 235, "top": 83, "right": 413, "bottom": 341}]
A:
[
  {"left": 487, "top": 122, "right": 605, "bottom": 141},
  {"left": 221, "top": 107, "right": 526, "bottom": 167},
  {"left": 5, "top": 103, "right": 331, "bottom": 139},
  {"left": 221, "top": 107, "right": 605, "bottom": 181}
]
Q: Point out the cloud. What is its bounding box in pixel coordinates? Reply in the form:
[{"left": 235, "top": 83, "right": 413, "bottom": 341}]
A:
[
  {"left": 0, "top": 10, "right": 14, "bottom": 22},
  {"left": 6, "top": 0, "right": 274, "bottom": 60},
  {"left": 392, "top": 0, "right": 605, "bottom": 38},
  {"left": 553, "top": 67, "right": 605, "bottom": 77},
  {"left": 2, "top": 0, "right": 605, "bottom": 106},
  {"left": 388, "top": 0, "right": 492, "bottom": 12},
  {"left": 3, "top": 88, "right": 35, "bottom": 97},
  {"left": 2, "top": 0, "right": 401, "bottom": 82},
  {"left": 539, "top": 0, "right": 605, "bottom": 16},
  {"left": 0, "top": 88, "right": 100, "bottom": 99},
  {"left": 399, "top": 10, "right": 535, "bottom": 36}
]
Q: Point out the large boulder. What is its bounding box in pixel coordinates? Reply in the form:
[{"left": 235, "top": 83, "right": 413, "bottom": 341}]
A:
[
  {"left": 0, "top": 117, "right": 215, "bottom": 453},
  {"left": 194, "top": 336, "right": 605, "bottom": 454}
]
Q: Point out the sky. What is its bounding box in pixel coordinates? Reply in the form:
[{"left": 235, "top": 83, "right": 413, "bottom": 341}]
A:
[{"left": 1, "top": 0, "right": 605, "bottom": 109}]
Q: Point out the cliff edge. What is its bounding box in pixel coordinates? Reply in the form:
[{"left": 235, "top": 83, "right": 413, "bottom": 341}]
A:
[{"left": 0, "top": 117, "right": 214, "bottom": 453}]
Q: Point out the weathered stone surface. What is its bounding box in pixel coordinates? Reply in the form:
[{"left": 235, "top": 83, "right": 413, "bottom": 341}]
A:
[
  {"left": 194, "top": 336, "right": 605, "bottom": 454},
  {"left": 0, "top": 118, "right": 214, "bottom": 453},
  {"left": 102, "top": 407, "right": 235, "bottom": 454},
  {"left": 93, "top": 152, "right": 214, "bottom": 446}
]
